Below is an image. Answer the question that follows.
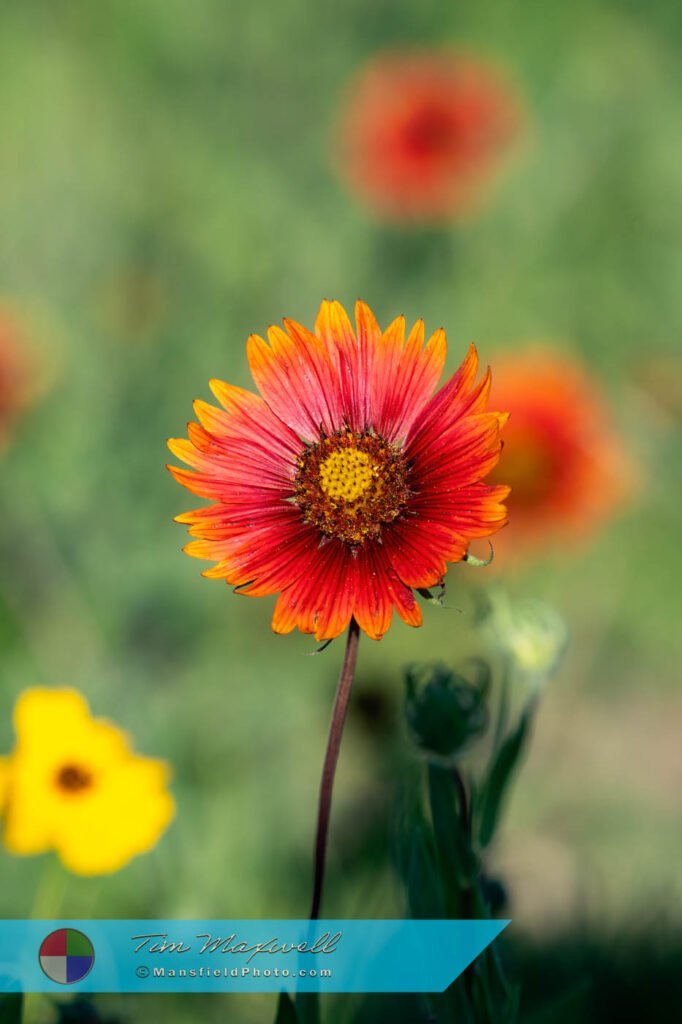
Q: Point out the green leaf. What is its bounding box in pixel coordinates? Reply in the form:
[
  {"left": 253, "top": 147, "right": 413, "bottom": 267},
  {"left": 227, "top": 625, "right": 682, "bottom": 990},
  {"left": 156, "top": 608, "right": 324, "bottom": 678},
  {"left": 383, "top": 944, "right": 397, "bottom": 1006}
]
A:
[
  {"left": 428, "top": 765, "right": 478, "bottom": 898},
  {"left": 503, "top": 983, "right": 522, "bottom": 1024},
  {"left": 463, "top": 543, "right": 494, "bottom": 567},
  {"left": 417, "top": 582, "right": 446, "bottom": 605},
  {"left": 438, "top": 981, "right": 477, "bottom": 1024},
  {"left": 294, "top": 992, "right": 319, "bottom": 1024},
  {"left": 394, "top": 791, "right": 445, "bottom": 919},
  {"left": 0, "top": 994, "right": 22, "bottom": 1024},
  {"left": 477, "top": 707, "right": 533, "bottom": 849},
  {"left": 274, "top": 991, "right": 299, "bottom": 1024}
]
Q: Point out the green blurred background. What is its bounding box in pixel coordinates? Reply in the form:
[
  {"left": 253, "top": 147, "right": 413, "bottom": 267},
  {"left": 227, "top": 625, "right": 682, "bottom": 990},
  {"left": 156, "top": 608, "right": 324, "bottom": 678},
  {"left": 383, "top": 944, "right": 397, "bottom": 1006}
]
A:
[{"left": 1, "top": 0, "right": 681, "bottom": 1020}]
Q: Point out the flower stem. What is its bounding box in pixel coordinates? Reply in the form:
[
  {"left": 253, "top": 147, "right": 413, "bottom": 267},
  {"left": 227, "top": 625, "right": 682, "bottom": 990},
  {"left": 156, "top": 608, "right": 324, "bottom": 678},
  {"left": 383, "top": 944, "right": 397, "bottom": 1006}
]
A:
[
  {"left": 23, "top": 857, "right": 69, "bottom": 1024},
  {"left": 29, "top": 855, "right": 68, "bottom": 921},
  {"left": 309, "top": 618, "right": 361, "bottom": 920}
]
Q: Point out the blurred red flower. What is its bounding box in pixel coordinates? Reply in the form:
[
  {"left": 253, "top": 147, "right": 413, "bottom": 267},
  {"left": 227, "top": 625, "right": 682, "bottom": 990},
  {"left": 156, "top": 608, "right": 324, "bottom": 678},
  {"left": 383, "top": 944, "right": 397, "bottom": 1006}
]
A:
[
  {"left": 487, "top": 348, "right": 635, "bottom": 563},
  {"left": 337, "top": 50, "right": 522, "bottom": 223},
  {"left": 0, "top": 308, "right": 32, "bottom": 452}
]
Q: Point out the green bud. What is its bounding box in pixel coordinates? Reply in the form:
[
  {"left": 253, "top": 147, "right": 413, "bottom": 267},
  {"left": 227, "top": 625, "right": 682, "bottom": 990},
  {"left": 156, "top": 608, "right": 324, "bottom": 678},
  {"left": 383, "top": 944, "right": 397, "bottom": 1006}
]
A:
[
  {"left": 483, "top": 590, "right": 567, "bottom": 689},
  {"left": 404, "top": 662, "right": 490, "bottom": 763}
]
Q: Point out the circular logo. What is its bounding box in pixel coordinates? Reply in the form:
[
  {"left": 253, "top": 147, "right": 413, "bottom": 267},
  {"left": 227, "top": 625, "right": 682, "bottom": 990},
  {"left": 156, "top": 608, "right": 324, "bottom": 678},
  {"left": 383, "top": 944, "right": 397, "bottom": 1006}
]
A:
[{"left": 39, "top": 928, "right": 95, "bottom": 985}]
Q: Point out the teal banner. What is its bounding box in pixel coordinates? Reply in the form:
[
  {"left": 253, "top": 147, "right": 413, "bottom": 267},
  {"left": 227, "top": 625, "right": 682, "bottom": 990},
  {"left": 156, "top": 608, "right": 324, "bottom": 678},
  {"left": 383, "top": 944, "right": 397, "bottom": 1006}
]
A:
[{"left": 0, "top": 919, "right": 509, "bottom": 993}]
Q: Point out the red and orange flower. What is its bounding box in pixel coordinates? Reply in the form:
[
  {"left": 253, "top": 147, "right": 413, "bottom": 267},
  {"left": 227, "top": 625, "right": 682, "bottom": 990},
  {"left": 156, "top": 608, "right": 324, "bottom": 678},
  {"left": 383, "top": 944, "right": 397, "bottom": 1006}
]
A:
[
  {"left": 488, "top": 347, "right": 634, "bottom": 560},
  {"left": 168, "top": 301, "right": 509, "bottom": 641},
  {"left": 337, "top": 50, "right": 522, "bottom": 223}
]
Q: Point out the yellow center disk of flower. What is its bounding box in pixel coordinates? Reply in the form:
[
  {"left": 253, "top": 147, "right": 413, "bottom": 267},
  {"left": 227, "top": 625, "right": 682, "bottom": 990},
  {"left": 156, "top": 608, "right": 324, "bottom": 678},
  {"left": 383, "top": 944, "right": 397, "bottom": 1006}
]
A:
[
  {"left": 295, "top": 429, "right": 410, "bottom": 546},
  {"left": 318, "top": 448, "right": 374, "bottom": 502}
]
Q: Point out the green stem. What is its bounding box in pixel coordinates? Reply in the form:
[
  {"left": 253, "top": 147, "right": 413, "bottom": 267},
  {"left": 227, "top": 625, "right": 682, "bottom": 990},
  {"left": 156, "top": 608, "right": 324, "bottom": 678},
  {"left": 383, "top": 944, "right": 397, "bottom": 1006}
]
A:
[
  {"left": 23, "top": 857, "right": 68, "bottom": 1024},
  {"left": 30, "top": 855, "right": 68, "bottom": 920},
  {"left": 492, "top": 660, "right": 512, "bottom": 755}
]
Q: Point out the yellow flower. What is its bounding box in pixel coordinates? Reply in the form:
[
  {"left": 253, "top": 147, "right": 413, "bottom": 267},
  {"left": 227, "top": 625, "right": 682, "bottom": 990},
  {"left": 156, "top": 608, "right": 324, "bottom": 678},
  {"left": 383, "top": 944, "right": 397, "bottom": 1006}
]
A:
[{"left": 1, "top": 688, "right": 175, "bottom": 876}]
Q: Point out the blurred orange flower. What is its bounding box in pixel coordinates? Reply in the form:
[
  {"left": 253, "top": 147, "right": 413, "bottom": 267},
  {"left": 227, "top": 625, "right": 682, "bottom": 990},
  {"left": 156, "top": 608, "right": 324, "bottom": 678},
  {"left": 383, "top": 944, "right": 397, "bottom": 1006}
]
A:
[
  {"left": 488, "top": 348, "right": 634, "bottom": 562},
  {"left": 168, "top": 300, "right": 509, "bottom": 641},
  {"left": 337, "top": 50, "right": 522, "bottom": 223},
  {"left": 0, "top": 307, "right": 32, "bottom": 452}
]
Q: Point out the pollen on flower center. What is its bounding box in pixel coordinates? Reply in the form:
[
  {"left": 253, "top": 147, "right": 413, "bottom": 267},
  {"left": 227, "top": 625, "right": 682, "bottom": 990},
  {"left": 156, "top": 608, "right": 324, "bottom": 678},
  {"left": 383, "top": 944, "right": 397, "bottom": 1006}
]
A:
[
  {"left": 55, "top": 763, "right": 93, "bottom": 794},
  {"left": 318, "top": 448, "right": 373, "bottom": 502},
  {"left": 295, "top": 429, "right": 410, "bottom": 545}
]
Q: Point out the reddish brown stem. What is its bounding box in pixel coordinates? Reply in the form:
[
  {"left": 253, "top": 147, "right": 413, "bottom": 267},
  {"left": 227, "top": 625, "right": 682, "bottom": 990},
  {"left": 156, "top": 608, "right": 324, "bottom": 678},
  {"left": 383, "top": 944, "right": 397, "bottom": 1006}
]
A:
[{"left": 309, "top": 618, "right": 361, "bottom": 920}]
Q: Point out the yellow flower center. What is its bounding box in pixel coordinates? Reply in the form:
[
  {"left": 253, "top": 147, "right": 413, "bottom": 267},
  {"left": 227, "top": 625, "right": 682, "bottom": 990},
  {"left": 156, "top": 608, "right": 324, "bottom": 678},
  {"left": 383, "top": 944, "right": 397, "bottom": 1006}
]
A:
[
  {"left": 55, "top": 763, "right": 93, "bottom": 795},
  {"left": 295, "top": 430, "right": 409, "bottom": 546},
  {"left": 319, "top": 448, "right": 374, "bottom": 502}
]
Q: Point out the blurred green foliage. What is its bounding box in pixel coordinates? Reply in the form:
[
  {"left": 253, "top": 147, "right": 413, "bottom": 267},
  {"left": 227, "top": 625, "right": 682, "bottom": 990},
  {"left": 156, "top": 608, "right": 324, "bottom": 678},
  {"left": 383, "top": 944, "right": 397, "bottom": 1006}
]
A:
[{"left": 1, "top": 0, "right": 681, "bottom": 1021}]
